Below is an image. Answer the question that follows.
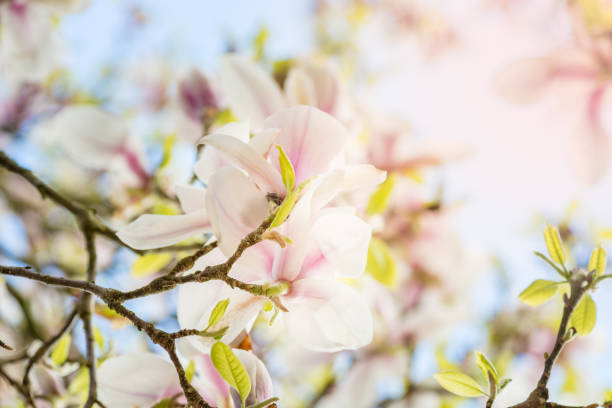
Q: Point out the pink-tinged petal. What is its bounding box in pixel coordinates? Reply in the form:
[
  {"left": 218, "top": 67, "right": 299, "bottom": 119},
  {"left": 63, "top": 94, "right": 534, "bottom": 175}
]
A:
[
  {"left": 98, "top": 353, "right": 179, "bottom": 408},
  {"left": 177, "top": 276, "right": 265, "bottom": 352},
  {"left": 494, "top": 58, "right": 554, "bottom": 104},
  {"left": 37, "top": 105, "right": 129, "bottom": 169},
  {"left": 193, "top": 354, "right": 231, "bottom": 406},
  {"left": 175, "top": 184, "right": 207, "bottom": 213},
  {"left": 287, "top": 63, "right": 341, "bottom": 115},
  {"left": 264, "top": 106, "right": 349, "bottom": 184},
  {"left": 219, "top": 55, "right": 285, "bottom": 127},
  {"left": 199, "top": 134, "right": 284, "bottom": 194},
  {"left": 117, "top": 210, "right": 211, "bottom": 250},
  {"left": 179, "top": 68, "right": 218, "bottom": 120},
  {"left": 229, "top": 241, "right": 277, "bottom": 283},
  {"left": 285, "top": 68, "right": 318, "bottom": 107},
  {"left": 248, "top": 128, "right": 279, "bottom": 157},
  {"left": 206, "top": 167, "right": 270, "bottom": 255},
  {"left": 311, "top": 164, "right": 387, "bottom": 210},
  {"left": 284, "top": 278, "right": 373, "bottom": 352},
  {"left": 311, "top": 209, "right": 371, "bottom": 278},
  {"left": 570, "top": 87, "right": 610, "bottom": 186},
  {"left": 234, "top": 350, "right": 274, "bottom": 405}
]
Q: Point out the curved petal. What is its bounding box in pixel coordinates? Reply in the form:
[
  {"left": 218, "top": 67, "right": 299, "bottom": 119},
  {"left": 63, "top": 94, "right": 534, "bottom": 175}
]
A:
[
  {"left": 98, "top": 353, "right": 180, "bottom": 408},
  {"left": 311, "top": 164, "right": 387, "bottom": 210},
  {"left": 117, "top": 210, "right": 211, "bottom": 250},
  {"left": 206, "top": 167, "right": 270, "bottom": 255},
  {"left": 176, "top": 184, "right": 207, "bottom": 213},
  {"left": 284, "top": 279, "right": 373, "bottom": 352},
  {"left": 264, "top": 106, "right": 348, "bottom": 184},
  {"left": 285, "top": 67, "right": 318, "bottom": 107},
  {"left": 311, "top": 209, "right": 371, "bottom": 278},
  {"left": 219, "top": 55, "right": 285, "bottom": 127},
  {"left": 177, "top": 277, "right": 265, "bottom": 353},
  {"left": 234, "top": 350, "right": 274, "bottom": 406},
  {"left": 248, "top": 128, "right": 279, "bottom": 157},
  {"left": 199, "top": 133, "right": 284, "bottom": 194},
  {"left": 287, "top": 63, "right": 341, "bottom": 115}
]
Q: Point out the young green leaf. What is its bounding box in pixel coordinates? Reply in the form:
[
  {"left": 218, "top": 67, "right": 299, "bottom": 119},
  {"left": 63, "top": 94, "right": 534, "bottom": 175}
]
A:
[
  {"left": 543, "top": 225, "right": 566, "bottom": 265},
  {"left": 589, "top": 245, "right": 607, "bottom": 277},
  {"left": 366, "top": 174, "right": 395, "bottom": 215},
  {"left": 50, "top": 334, "right": 71, "bottom": 366},
  {"left": 185, "top": 360, "right": 195, "bottom": 383},
  {"left": 131, "top": 253, "right": 173, "bottom": 278},
  {"left": 434, "top": 371, "right": 486, "bottom": 397},
  {"left": 211, "top": 342, "right": 251, "bottom": 408},
  {"left": 207, "top": 298, "right": 230, "bottom": 330},
  {"left": 366, "top": 237, "right": 397, "bottom": 287},
  {"left": 518, "top": 279, "right": 561, "bottom": 306},
  {"left": 571, "top": 294, "right": 597, "bottom": 336},
  {"left": 270, "top": 191, "right": 298, "bottom": 228},
  {"left": 475, "top": 351, "right": 498, "bottom": 386},
  {"left": 276, "top": 145, "right": 295, "bottom": 191},
  {"left": 499, "top": 378, "right": 512, "bottom": 390}
]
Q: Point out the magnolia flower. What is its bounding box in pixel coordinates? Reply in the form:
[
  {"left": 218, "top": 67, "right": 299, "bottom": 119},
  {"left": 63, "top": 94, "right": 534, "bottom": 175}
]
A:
[
  {"left": 33, "top": 105, "right": 149, "bottom": 186},
  {"left": 98, "top": 350, "right": 273, "bottom": 408},
  {"left": 219, "top": 56, "right": 342, "bottom": 127},
  {"left": 176, "top": 168, "right": 379, "bottom": 352},
  {"left": 118, "top": 105, "right": 384, "bottom": 251},
  {"left": 495, "top": 36, "right": 612, "bottom": 185},
  {"left": 179, "top": 68, "right": 219, "bottom": 121}
]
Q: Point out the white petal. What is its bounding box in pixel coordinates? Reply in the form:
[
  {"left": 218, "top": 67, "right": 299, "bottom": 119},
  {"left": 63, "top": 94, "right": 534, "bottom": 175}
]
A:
[
  {"left": 494, "top": 58, "right": 554, "bottom": 104},
  {"left": 234, "top": 350, "right": 274, "bottom": 405},
  {"left": 117, "top": 210, "right": 211, "bottom": 250},
  {"left": 285, "top": 67, "right": 318, "bottom": 107},
  {"left": 264, "top": 106, "right": 348, "bottom": 184},
  {"left": 199, "top": 133, "right": 284, "bottom": 194},
  {"left": 206, "top": 167, "right": 270, "bottom": 255},
  {"left": 311, "top": 164, "right": 386, "bottom": 210},
  {"left": 248, "top": 128, "right": 279, "bottom": 157},
  {"left": 98, "top": 353, "right": 179, "bottom": 408},
  {"left": 284, "top": 279, "right": 373, "bottom": 352},
  {"left": 219, "top": 55, "right": 285, "bottom": 127},
  {"left": 176, "top": 184, "right": 207, "bottom": 213},
  {"left": 311, "top": 209, "right": 371, "bottom": 278}
]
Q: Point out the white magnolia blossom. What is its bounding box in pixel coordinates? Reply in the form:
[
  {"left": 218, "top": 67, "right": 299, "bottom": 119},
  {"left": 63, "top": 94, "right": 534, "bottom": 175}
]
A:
[{"left": 98, "top": 349, "right": 273, "bottom": 408}]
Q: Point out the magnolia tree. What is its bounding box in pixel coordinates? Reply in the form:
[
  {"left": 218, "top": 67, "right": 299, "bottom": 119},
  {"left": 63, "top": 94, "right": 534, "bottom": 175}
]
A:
[{"left": 0, "top": 1, "right": 611, "bottom": 408}]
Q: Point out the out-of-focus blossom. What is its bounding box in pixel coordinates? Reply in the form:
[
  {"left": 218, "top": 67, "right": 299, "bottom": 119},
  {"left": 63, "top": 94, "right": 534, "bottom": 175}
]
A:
[
  {"left": 219, "top": 56, "right": 342, "bottom": 127},
  {"left": 179, "top": 68, "right": 219, "bottom": 122},
  {"left": 98, "top": 350, "right": 273, "bottom": 408},
  {"left": 32, "top": 105, "right": 149, "bottom": 186}
]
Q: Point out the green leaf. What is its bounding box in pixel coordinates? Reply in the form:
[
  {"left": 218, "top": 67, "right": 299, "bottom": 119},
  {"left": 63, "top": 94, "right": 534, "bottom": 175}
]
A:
[
  {"left": 366, "top": 237, "right": 397, "bottom": 287},
  {"left": 159, "top": 134, "right": 177, "bottom": 169},
  {"left": 475, "top": 351, "right": 498, "bottom": 386},
  {"left": 499, "top": 378, "right": 512, "bottom": 390},
  {"left": 533, "top": 251, "right": 566, "bottom": 278},
  {"left": 50, "top": 334, "right": 71, "bottom": 366},
  {"left": 571, "top": 294, "right": 597, "bottom": 336},
  {"left": 252, "top": 26, "right": 269, "bottom": 60},
  {"left": 185, "top": 360, "right": 195, "bottom": 383},
  {"left": 589, "top": 245, "right": 607, "bottom": 277},
  {"left": 131, "top": 253, "right": 173, "bottom": 278},
  {"left": 211, "top": 342, "right": 251, "bottom": 408},
  {"left": 518, "top": 279, "right": 561, "bottom": 306},
  {"left": 366, "top": 174, "right": 395, "bottom": 215},
  {"left": 543, "top": 225, "right": 566, "bottom": 265},
  {"left": 93, "top": 326, "right": 104, "bottom": 350},
  {"left": 207, "top": 298, "right": 230, "bottom": 330},
  {"left": 270, "top": 191, "right": 298, "bottom": 228},
  {"left": 214, "top": 108, "right": 238, "bottom": 127},
  {"left": 434, "top": 371, "right": 486, "bottom": 397},
  {"left": 276, "top": 145, "right": 295, "bottom": 191},
  {"left": 152, "top": 399, "right": 171, "bottom": 408}
]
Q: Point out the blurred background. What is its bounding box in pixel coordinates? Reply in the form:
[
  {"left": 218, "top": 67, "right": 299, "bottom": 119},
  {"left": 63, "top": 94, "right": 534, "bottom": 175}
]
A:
[{"left": 1, "top": 0, "right": 612, "bottom": 407}]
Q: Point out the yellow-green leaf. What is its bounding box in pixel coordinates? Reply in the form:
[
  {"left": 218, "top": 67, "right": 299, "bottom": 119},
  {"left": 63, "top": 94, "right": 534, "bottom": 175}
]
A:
[
  {"left": 185, "top": 360, "right": 195, "bottom": 383},
  {"left": 50, "top": 334, "right": 71, "bottom": 366},
  {"left": 207, "top": 298, "right": 230, "bottom": 330},
  {"left": 214, "top": 108, "right": 237, "bottom": 127},
  {"left": 211, "top": 342, "right": 251, "bottom": 408},
  {"left": 588, "top": 245, "right": 607, "bottom": 277},
  {"left": 571, "top": 294, "right": 597, "bottom": 336},
  {"left": 519, "top": 279, "right": 560, "bottom": 306},
  {"left": 270, "top": 191, "right": 298, "bottom": 228},
  {"left": 276, "top": 145, "right": 295, "bottom": 191},
  {"left": 131, "top": 253, "right": 173, "bottom": 278},
  {"left": 366, "top": 237, "right": 397, "bottom": 287},
  {"left": 475, "top": 351, "right": 498, "bottom": 386},
  {"left": 252, "top": 26, "right": 269, "bottom": 60},
  {"left": 434, "top": 371, "right": 486, "bottom": 397},
  {"left": 93, "top": 326, "right": 104, "bottom": 350},
  {"left": 159, "top": 133, "right": 177, "bottom": 169},
  {"left": 366, "top": 174, "right": 395, "bottom": 215},
  {"left": 543, "top": 225, "right": 566, "bottom": 265}
]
